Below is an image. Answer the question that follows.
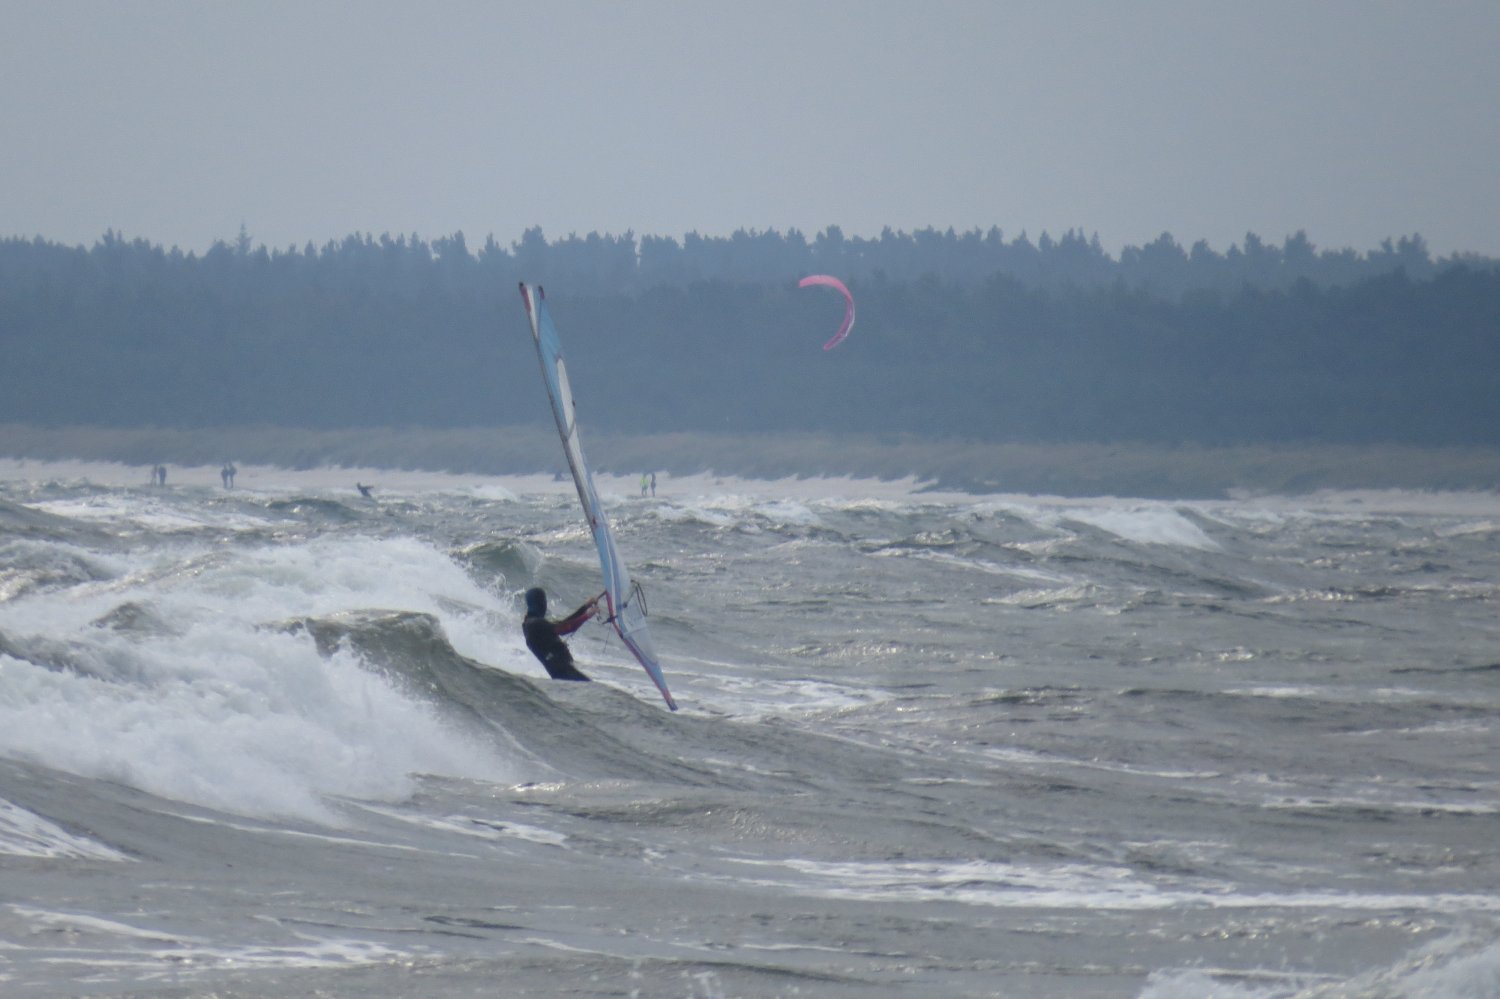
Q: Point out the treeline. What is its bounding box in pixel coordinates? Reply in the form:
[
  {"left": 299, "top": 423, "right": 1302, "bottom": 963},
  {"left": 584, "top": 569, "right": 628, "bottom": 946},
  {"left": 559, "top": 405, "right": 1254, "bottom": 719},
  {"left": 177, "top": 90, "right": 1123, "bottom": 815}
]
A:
[
  {"left": 4, "top": 224, "right": 1486, "bottom": 301},
  {"left": 2, "top": 228, "right": 1498, "bottom": 448}
]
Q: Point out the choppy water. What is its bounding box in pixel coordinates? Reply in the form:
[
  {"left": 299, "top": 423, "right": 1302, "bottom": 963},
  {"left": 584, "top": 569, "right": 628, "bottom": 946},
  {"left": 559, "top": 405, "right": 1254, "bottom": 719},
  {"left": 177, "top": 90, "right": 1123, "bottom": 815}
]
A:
[{"left": 1, "top": 469, "right": 1498, "bottom": 998}]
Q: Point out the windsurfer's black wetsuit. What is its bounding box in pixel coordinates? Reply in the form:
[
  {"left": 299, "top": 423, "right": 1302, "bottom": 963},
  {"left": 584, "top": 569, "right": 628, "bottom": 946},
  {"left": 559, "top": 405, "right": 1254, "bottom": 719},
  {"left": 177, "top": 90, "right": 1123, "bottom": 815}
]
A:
[{"left": 522, "top": 588, "right": 596, "bottom": 681}]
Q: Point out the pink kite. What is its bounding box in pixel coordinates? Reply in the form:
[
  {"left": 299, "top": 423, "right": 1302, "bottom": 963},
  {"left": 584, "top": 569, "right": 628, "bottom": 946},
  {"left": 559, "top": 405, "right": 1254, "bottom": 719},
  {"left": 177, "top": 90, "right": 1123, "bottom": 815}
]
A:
[{"left": 798, "top": 274, "right": 855, "bottom": 350}]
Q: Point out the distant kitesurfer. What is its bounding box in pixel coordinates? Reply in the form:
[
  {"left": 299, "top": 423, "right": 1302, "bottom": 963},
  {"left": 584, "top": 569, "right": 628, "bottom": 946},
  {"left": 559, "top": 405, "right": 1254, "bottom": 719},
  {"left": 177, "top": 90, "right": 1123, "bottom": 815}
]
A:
[
  {"left": 522, "top": 587, "right": 599, "bottom": 682},
  {"left": 357, "top": 482, "right": 374, "bottom": 499}
]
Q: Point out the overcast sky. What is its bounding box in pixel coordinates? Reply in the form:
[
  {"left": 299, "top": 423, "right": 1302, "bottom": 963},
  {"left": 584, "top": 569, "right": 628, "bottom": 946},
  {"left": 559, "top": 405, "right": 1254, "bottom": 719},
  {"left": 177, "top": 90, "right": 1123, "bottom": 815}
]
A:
[{"left": 3, "top": 0, "right": 1497, "bottom": 259}]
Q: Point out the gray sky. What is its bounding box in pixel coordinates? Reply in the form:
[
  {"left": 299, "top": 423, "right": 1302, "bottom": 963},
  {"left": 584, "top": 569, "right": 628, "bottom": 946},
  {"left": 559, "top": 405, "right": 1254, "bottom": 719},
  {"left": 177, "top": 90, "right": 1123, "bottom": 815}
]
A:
[{"left": 3, "top": 0, "right": 1498, "bottom": 258}]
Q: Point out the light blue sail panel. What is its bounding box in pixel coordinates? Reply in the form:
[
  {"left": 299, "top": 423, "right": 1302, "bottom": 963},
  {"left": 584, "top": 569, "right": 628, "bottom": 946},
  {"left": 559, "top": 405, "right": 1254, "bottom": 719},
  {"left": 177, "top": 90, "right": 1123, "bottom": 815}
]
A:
[{"left": 519, "top": 284, "right": 677, "bottom": 710}]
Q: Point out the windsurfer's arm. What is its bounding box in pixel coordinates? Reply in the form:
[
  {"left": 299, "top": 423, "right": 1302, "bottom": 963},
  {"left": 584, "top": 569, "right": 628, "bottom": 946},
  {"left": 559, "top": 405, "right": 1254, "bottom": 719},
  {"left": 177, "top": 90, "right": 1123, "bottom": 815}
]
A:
[{"left": 553, "top": 597, "right": 601, "bottom": 636}]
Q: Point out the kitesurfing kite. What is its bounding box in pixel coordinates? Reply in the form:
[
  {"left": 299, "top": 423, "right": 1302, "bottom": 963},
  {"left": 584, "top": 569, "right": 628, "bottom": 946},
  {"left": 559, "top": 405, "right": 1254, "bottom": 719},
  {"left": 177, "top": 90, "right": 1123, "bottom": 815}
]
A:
[
  {"left": 518, "top": 284, "right": 678, "bottom": 711},
  {"left": 798, "top": 274, "right": 855, "bottom": 350}
]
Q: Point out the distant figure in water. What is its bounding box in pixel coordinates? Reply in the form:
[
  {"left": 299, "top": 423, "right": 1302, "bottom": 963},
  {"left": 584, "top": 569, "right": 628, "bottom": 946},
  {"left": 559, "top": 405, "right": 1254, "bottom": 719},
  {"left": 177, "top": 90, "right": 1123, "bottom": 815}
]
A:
[
  {"left": 357, "top": 482, "right": 374, "bottom": 499},
  {"left": 221, "top": 462, "right": 237, "bottom": 489},
  {"left": 522, "top": 587, "right": 599, "bottom": 682},
  {"left": 640, "top": 472, "right": 649, "bottom": 497},
  {"left": 152, "top": 464, "right": 167, "bottom": 487},
  {"left": 650, "top": 471, "right": 657, "bottom": 497}
]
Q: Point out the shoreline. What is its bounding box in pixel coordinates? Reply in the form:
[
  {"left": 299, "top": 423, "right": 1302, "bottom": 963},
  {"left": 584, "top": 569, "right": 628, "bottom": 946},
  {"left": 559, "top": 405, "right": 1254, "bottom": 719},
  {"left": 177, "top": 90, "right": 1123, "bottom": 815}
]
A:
[
  {"left": 5, "top": 456, "right": 1500, "bottom": 519},
  {"left": 2, "top": 423, "right": 1500, "bottom": 503},
  {"left": 0, "top": 456, "right": 965, "bottom": 503}
]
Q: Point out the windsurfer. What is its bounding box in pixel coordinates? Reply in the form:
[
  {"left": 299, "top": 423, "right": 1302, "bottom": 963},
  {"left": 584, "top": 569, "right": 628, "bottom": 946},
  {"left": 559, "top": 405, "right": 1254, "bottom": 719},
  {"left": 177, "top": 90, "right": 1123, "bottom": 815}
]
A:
[{"left": 522, "top": 587, "right": 600, "bottom": 682}]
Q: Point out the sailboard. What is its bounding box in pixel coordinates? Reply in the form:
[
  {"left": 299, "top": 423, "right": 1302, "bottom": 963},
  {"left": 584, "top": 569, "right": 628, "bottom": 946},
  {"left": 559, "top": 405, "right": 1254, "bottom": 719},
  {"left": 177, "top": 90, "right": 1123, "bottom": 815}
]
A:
[{"left": 519, "top": 283, "right": 678, "bottom": 711}]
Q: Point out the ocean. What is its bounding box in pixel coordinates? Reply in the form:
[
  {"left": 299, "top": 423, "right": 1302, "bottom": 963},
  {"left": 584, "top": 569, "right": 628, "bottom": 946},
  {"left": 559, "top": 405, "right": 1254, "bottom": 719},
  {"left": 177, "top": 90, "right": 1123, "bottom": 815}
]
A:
[{"left": 1, "top": 460, "right": 1497, "bottom": 998}]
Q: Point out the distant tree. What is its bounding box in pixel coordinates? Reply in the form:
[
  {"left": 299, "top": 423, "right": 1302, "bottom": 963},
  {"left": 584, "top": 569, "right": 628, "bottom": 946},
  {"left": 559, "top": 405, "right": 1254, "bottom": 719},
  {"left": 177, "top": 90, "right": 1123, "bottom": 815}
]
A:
[
  {"left": 513, "top": 226, "right": 549, "bottom": 282},
  {"left": 2, "top": 226, "right": 1497, "bottom": 447}
]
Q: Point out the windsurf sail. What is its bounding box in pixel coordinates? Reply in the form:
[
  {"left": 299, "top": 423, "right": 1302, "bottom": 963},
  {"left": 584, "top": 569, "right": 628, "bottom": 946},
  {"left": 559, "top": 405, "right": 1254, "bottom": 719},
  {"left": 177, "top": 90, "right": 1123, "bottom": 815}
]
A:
[
  {"left": 798, "top": 274, "right": 855, "bottom": 350},
  {"left": 518, "top": 283, "right": 678, "bottom": 711}
]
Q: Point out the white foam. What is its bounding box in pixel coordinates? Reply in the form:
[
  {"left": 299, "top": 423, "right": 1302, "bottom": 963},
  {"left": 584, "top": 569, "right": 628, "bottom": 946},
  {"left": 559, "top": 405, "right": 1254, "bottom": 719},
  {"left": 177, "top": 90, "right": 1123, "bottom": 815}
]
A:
[
  {"left": 988, "top": 583, "right": 1096, "bottom": 608},
  {"left": 0, "top": 531, "right": 526, "bottom": 823},
  {"left": 0, "top": 459, "right": 960, "bottom": 504},
  {"left": 733, "top": 856, "right": 1500, "bottom": 914},
  {"left": 1139, "top": 935, "right": 1500, "bottom": 999},
  {"left": 0, "top": 799, "right": 131, "bottom": 861},
  {"left": 341, "top": 802, "right": 570, "bottom": 848},
  {"left": 6, "top": 904, "right": 411, "bottom": 973},
  {"left": 1061, "top": 506, "right": 1222, "bottom": 550},
  {"left": 10, "top": 905, "right": 202, "bottom": 943},
  {"left": 691, "top": 671, "right": 892, "bottom": 721},
  {"left": 0, "top": 641, "right": 506, "bottom": 824},
  {"left": 9, "top": 458, "right": 1500, "bottom": 514},
  {"left": 1259, "top": 793, "right": 1499, "bottom": 817},
  {"left": 426, "top": 813, "right": 569, "bottom": 847},
  {"left": 1383, "top": 936, "right": 1500, "bottom": 998},
  {"left": 28, "top": 494, "right": 275, "bottom": 535},
  {"left": 1137, "top": 968, "right": 1322, "bottom": 998}
]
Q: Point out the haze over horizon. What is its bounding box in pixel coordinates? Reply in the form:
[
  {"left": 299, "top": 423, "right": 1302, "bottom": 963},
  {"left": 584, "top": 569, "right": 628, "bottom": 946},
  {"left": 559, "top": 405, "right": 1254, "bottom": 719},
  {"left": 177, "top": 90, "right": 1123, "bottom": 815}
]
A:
[{"left": 3, "top": 0, "right": 1498, "bottom": 260}]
